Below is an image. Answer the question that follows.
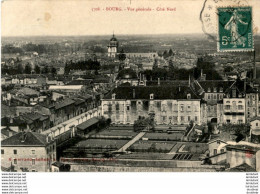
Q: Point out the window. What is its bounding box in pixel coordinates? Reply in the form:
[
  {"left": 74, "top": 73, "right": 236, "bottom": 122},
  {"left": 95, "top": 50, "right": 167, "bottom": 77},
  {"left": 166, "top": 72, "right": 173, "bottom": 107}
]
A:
[
  {"left": 150, "top": 94, "right": 154, "bottom": 100},
  {"left": 217, "top": 140, "right": 220, "bottom": 144},
  {"left": 127, "top": 106, "right": 130, "bottom": 111},
  {"left": 180, "top": 105, "right": 184, "bottom": 112},
  {"left": 187, "top": 94, "right": 191, "bottom": 99},
  {"left": 112, "top": 93, "right": 116, "bottom": 100},
  {"left": 181, "top": 116, "right": 184, "bottom": 121},
  {"left": 214, "top": 149, "right": 217, "bottom": 155},
  {"left": 188, "top": 116, "right": 191, "bottom": 121},
  {"left": 32, "top": 158, "right": 35, "bottom": 165},
  {"left": 13, "top": 150, "right": 17, "bottom": 154},
  {"left": 187, "top": 106, "right": 191, "bottom": 112},
  {"left": 225, "top": 105, "right": 230, "bottom": 110},
  {"left": 116, "top": 103, "right": 120, "bottom": 111},
  {"left": 208, "top": 95, "right": 210, "bottom": 100},
  {"left": 256, "top": 123, "right": 258, "bottom": 127},
  {"left": 221, "top": 149, "right": 224, "bottom": 153},
  {"left": 226, "top": 119, "right": 230, "bottom": 123},
  {"left": 1, "top": 149, "right": 4, "bottom": 154},
  {"left": 238, "top": 120, "right": 243, "bottom": 124},
  {"left": 195, "top": 116, "right": 198, "bottom": 122},
  {"left": 32, "top": 150, "right": 35, "bottom": 154},
  {"left": 238, "top": 105, "right": 243, "bottom": 110},
  {"left": 14, "top": 159, "right": 17, "bottom": 164},
  {"left": 32, "top": 170, "right": 36, "bottom": 172}
]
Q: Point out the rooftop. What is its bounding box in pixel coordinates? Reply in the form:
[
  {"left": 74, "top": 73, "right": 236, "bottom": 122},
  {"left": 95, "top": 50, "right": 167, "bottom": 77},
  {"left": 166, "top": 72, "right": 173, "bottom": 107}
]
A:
[
  {"left": 104, "top": 85, "right": 200, "bottom": 100},
  {"left": 1, "top": 132, "right": 52, "bottom": 147}
]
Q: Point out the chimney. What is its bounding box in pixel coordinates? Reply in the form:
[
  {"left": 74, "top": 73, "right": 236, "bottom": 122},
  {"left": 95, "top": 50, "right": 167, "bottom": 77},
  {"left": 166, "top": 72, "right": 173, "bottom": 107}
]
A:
[
  {"left": 21, "top": 131, "right": 26, "bottom": 143},
  {"left": 244, "top": 80, "right": 246, "bottom": 93},
  {"left": 158, "top": 78, "right": 160, "bottom": 85},
  {"left": 133, "top": 89, "right": 135, "bottom": 99}
]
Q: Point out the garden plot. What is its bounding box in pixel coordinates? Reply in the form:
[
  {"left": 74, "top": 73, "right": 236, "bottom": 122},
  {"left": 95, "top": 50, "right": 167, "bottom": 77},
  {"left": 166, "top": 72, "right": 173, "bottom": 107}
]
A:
[
  {"left": 127, "top": 140, "right": 176, "bottom": 153},
  {"left": 93, "top": 130, "right": 138, "bottom": 139},
  {"left": 143, "top": 132, "right": 184, "bottom": 141},
  {"left": 76, "top": 139, "right": 129, "bottom": 149}
]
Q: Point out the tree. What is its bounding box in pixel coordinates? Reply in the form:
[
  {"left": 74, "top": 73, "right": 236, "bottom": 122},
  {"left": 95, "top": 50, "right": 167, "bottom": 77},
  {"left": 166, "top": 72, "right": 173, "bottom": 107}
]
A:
[
  {"left": 153, "top": 58, "right": 158, "bottom": 70},
  {"left": 42, "top": 66, "right": 49, "bottom": 74},
  {"left": 163, "top": 50, "right": 168, "bottom": 59},
  {"left": 51, "top": 67, "right": 57, "bottom": 75},
  {"left": 17, "top": 63, "right": 24, "bottom": 74},
  {"left": 168, "top": 59, "right": 174, "bottom": 70},
  {"left": 35, "top": 65, "right": 41, "bottom": 74},
  {"left": 118, "top": 49, "right": 126, "bottom": 61},
  {"left": 24, "top": 63, "right": 32, "bottom": 74},
  {"left": 168, "top": 49, "right": 174, "bottom": 56}
]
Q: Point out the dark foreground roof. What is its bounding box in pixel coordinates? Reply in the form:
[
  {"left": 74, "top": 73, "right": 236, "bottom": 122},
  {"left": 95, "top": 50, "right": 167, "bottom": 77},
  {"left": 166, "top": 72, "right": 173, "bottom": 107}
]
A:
[
  {"left": 77, "top": 117, "right": 99, "bottom": 130},
  {"left": 1, "top": 132, "right": 51, "bottom": 147},
  {"left": 226, "top": 163, "right": 256, "bottom": 172}
]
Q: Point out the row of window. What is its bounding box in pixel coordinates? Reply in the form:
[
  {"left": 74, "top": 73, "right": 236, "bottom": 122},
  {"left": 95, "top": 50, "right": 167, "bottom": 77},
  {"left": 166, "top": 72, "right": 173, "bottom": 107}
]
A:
[
  {"left": 104, "top": 104, "right": 199, "bottom": 112},
  {"left": 226, "top": 119, "right": 243, "bottom": 124},
  {"left": 225, "top": 105, "right": 244, "bottom": 110},
  {"left": 1, "top": 149, "right": 35, "bottom": 155},
  {"left": 12, "top": 158, "right": 36, "bottom": 165},
  {"left": 225, "top": 101, "right": 243, "bottom": 104},
  {"left": 206, "top": 93, "right": 223, "bottom": 100}
]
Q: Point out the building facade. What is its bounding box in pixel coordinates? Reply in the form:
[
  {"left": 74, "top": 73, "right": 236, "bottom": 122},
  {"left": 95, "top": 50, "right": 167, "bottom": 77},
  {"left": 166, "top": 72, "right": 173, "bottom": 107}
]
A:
[
  {"left": 1, "top": 132, "right": 56, "bottom": 172},
  {"left": 102, "top": 85, "right": 201, "bottom": 125}
]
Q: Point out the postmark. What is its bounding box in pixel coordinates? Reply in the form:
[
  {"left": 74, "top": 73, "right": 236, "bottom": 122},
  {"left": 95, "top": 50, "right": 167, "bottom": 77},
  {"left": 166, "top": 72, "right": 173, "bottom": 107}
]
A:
[
  {"left": 217, "top": 7, "right": 253, "bottom": 52},
  {"left": 200, "top": 0, "right": 255, "bottom": 52}
]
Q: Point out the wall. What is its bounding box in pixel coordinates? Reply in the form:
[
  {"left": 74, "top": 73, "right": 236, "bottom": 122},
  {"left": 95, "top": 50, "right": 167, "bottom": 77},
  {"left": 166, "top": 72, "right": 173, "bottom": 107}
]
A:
[{"left": 1, "top": 147, "right": 48, "bottom": 172}]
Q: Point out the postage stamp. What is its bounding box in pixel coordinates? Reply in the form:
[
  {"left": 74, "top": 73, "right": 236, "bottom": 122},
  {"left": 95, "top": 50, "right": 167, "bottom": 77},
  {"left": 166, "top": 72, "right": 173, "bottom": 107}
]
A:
[{"left": 217, "top": 6, "right": 254, "bottom": 52}]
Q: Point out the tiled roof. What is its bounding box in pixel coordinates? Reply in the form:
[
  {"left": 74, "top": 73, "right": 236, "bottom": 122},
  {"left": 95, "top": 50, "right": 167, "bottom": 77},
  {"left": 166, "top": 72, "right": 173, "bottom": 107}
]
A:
[
  {"left": 226, "top": 163, "right": 256, "bottom": 172},
  {"left": 55, "top": 99, "right": 75, "bottom": 110},
  {"left": 17, "top": 87, "right": 40, "bottom": 96},
  {"left": 197, "top": 80, "right": 235, "bottom": 93},
  {"left": 66, "top": 79, "right": 93, "bottom": 85},
  {"left": 146, "top": 80, "right": 189, "bottom": 86},
  {"left": 104, "top": 86, "right": 200, "bottom": 100},
  {"left": 77, "top": 117, "right": 99, "bottom": 130},
  {"left": 1, "top": 127, "right": 17, "bottom": 137},
  {"left": 1, "top": 132, "right": 51, "bottom": 147}
]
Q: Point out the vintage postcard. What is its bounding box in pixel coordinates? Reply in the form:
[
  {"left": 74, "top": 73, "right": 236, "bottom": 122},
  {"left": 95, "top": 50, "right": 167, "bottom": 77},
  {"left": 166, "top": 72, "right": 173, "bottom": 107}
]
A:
[{"left": 1, "top": 0, "right": 260, "bottom": 175}]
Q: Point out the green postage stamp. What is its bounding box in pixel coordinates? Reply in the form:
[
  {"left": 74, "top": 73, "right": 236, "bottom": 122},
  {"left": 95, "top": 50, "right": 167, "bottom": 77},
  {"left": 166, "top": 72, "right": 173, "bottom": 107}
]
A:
[{"left": 217, "top": 7, "right": 253, "bottom": 52}]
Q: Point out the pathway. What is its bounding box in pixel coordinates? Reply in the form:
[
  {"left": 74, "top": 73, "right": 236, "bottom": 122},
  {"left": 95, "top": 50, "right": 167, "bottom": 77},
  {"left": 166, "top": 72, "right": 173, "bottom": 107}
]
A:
[{"left": 115, "top": 132, "right": 146, "bottom": 152}]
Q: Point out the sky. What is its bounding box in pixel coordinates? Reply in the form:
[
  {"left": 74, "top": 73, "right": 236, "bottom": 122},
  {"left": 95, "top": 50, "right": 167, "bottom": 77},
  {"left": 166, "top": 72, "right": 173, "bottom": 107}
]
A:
[{"left": 1, "top": 0, "right": 260, "bottom": 36}]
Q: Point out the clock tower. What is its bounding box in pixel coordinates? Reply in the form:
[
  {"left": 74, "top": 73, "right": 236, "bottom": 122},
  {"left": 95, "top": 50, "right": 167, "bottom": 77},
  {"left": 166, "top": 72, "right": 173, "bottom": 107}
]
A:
[{"left": 107, "top": 33, "right": 118, "bottom": 58}]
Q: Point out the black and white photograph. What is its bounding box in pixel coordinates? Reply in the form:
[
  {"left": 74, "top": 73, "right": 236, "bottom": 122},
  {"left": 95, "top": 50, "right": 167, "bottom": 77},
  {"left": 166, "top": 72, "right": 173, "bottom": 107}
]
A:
[{"left": 1, "top": 0, "right": 260, "bottom": 180}]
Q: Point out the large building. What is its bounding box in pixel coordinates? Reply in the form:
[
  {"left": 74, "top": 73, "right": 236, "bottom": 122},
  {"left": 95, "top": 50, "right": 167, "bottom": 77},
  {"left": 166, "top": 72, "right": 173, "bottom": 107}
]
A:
[
  {"left": 1, "top": 132, "right": 56, "bottom": 172},
  {"left": 107, "top": 33, "right": 118, "bottom": 58},
  {"left": 101, "top": 84, "right": 201, "bottom": 125}
]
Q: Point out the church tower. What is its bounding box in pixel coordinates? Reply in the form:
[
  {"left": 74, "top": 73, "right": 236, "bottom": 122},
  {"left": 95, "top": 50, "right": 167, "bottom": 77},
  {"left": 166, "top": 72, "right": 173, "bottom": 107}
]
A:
[{"left": 107, "top": 33, "right": 118, "bottom": 58}]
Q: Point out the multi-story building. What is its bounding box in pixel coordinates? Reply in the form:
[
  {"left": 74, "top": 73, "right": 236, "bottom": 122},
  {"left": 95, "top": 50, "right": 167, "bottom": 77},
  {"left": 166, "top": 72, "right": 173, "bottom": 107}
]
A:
[
  {"left": 102, "top": 85, "right": 201, "bottom": 125},
  {"left": 223, "top": 83, "right": 246, "bottom": 124},
  {"left": 1, "top": 132, "right": 56, "bottom": 172},
  {"left": 193, "top": 80, "right": 235, "bottom": 124},
  {"left": 245, "top": 87, "right": 259, "bottom": 122}
]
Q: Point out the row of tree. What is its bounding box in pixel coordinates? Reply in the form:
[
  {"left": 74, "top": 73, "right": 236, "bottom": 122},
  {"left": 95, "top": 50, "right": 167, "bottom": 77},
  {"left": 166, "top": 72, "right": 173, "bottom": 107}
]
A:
[
  {"left": 148, "top": 56, "right": 222, "bottom": 80},
  {"left": 64, "top": 59, "right": 101, "bottom": 74},
  {"left": 2, "top": 63, "right": 56, "bottom": 75}
]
